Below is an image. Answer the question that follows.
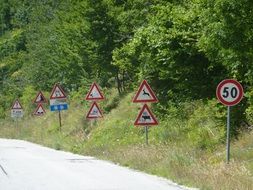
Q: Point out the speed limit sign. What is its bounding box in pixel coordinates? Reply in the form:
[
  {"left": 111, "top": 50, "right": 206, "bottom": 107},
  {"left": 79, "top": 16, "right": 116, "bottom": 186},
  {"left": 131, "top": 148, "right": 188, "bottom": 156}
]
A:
[
  {"left": 216, "top": 79, "right": 243, "bottom": 163},
  {"left": 216, "top": 79, "right": 243, "bottom": 106}
]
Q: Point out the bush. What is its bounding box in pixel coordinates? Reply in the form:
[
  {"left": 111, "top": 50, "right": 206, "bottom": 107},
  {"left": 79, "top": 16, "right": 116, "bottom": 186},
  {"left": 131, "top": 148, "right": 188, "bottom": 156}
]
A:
[{"left": 186, "top": 100, "right": 225, "bottom": 150}]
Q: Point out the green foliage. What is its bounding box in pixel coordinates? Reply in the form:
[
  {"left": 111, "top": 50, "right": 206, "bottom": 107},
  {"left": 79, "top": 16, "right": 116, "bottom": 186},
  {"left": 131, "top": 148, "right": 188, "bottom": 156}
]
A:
[
  {"left": 20, "top": 85, "right": 37, "bottom": 116},
  {"left": 186, "top": 100, "right": 225, "bottom": 150},
  {"left": 84, "top": 93, "right": 143, "bottom": 152},
  {"left": 0, "top": 0, "right": 253, "bottom": 139},
  {"left": 1, "top": 84, "right": 253, "bottom": 189}
]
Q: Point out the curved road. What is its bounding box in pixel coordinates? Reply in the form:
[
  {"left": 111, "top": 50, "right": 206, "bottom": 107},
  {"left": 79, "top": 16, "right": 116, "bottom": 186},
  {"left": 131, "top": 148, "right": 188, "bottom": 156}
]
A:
[{"left": 0, "top": 139, "right": 193, "bottom": 190}]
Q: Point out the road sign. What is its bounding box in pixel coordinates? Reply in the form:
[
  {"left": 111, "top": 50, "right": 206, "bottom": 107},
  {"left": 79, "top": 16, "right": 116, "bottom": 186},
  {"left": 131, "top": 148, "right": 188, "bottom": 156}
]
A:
[
  {"left": 49, "top": 84, "right": 68, "bottom": 130},
  {"left": 86, "top": 102, "right": 103, "bottom": 119},
  {"left": 50, "top": 104, "right": 68, "bottom": 111},
  {"left": 33, "top": 104, "right": 46, "bottom": 116},
  {"left": 134, "top": 104, "right": 158, "bottom": 126},
  {"left": 216, "top": 79, "right": 244, "bottom": 164},
  {"left": 50, "top": 98, "right": 67, "bottom": 105},
  {"left": 49, "top": 98, "right": 68, "bottom": 111},
  {"left": 11, "top": 99, "right": 23, "bottom": 118},
  {"left": 50, "top": 84, "right": 67, "bottom": 99},
  {"left": 11, "top": 109, "right": 24, "bottom": 118},
  {"left": 50, "top": 84, "right": 68, "bottom": 112},
  {"left": 34, "top": 91, "right": 47, "bottom": 104},
  {"left": 85, "top": 83, "right": 104, "bottom": 101},
  {"left": 216, "top": 79, "right": 243, "bottom": 106},
  {"left": 11, "top": 99, "right": 23, "bottom": 109},
  {"left": 133, "top": 80, "right": 158, "bottom": 103}
]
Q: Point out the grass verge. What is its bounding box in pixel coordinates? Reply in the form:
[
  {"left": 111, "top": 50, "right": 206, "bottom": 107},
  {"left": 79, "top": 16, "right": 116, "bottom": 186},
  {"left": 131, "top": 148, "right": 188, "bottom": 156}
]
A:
[{"left": 0, "top": 89, "right": 253, "bottom": 189}]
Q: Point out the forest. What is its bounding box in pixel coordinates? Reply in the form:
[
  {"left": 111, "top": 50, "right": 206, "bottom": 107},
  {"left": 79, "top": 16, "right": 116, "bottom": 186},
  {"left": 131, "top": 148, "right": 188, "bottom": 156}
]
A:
[{"left": 1, "top": 0, "right": 253, "bottom": 130}]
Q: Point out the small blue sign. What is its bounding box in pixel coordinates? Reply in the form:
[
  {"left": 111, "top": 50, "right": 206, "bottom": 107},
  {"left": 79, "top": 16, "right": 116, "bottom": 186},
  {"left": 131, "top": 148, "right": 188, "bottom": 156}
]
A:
[{"left": 50, "top": 104, "right": 68, "bottom": 111}]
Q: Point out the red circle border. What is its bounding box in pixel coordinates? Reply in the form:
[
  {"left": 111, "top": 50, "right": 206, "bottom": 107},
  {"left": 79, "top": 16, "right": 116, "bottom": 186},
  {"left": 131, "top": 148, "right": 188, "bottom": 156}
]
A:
[{"left": 216, "top": 79, "right": 243, "bottom": 106}]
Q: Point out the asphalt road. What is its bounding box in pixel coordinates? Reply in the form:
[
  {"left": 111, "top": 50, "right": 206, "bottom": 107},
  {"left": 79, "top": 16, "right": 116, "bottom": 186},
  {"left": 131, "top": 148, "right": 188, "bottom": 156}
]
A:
[{"left": 0, "top": 139, "right": 192, "bottom": 190}]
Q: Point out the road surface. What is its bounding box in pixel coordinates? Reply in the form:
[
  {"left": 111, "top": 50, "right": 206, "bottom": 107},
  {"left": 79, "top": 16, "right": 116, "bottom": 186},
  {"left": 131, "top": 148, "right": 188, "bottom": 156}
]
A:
[{"left": 0, "top": 139, "right": 193, "bottom": 190}]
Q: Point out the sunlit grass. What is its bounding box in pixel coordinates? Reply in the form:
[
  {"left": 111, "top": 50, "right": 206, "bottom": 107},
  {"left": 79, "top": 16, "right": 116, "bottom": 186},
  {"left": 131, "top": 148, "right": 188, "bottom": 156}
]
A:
[{"left": 1, "top": 89, "right": 253, "bottom": 189}]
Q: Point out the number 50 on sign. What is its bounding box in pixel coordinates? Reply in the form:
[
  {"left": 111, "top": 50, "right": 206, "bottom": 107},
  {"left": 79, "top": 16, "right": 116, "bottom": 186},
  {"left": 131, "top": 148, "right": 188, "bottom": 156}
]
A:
[{"left": 216, "top": 79, "right": 243, "bottom": 106}]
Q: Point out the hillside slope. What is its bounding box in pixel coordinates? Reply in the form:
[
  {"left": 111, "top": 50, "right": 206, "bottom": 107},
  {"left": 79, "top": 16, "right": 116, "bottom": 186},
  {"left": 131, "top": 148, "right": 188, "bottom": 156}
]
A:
[{"left": 1, "top": 89, "right": 253, "bottom": 189}]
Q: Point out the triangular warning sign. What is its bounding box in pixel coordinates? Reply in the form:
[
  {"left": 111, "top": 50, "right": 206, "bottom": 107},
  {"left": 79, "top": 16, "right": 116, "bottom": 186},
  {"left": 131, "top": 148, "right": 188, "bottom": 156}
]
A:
[
  {"left": 134, "top": 104, "right": 158, "bottom": 126},
  {"left": 133, "top": 80, "right": 158, "bottom": 103},
  {"left": 11, "top": 99, "right": 23, "bottom": 109},
  {"left": 86, "top": 102, "right": 103, "bottom": 119},
  {"left": 50, "top": 84, "right": 67, "bottom": 99},
  {"left": 85, "top": 83, "right": 104, "bottom": 101},
  {"left": 33, "top": 104, "right": 46, "bottom": 116},
  {"left": 34, "top": 91, "right": 47, "bottom": 104}
]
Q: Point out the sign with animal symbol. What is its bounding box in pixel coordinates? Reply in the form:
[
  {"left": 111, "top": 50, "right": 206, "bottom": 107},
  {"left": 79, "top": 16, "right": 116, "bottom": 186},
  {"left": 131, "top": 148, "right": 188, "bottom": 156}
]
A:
[
  {"left": 33, "top": 104, "right": 46, "bottom": 116},
  {"left": 86, "top": 102, "right": 103, "bottom": 119},
  {"left": 85, "top": 82, "right": 104, "bottom": 101},
  {"left": 34, "top": 91, "right": 47, "bottom": 104},
  {"left": 50, "top": 84, "right": 67, "bottom": 99},
  {"left": 133, "top": 80, "right": 158, "bottom": 103},
  {"left": 134, "top": 104, "right": 158, "bottom": 126}
]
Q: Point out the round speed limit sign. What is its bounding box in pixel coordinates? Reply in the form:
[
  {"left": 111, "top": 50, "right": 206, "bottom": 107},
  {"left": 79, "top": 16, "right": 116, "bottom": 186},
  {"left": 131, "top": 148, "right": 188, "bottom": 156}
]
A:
[{"left": 216, "top": 79, "right": 244, "bottom": 106}]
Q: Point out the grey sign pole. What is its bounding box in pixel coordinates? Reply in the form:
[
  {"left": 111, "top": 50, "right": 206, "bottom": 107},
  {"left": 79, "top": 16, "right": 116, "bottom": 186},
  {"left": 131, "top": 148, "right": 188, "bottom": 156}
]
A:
[
  {"left": 58, "top": 110, "right": 62, "bottom": 131},
  {"left": 216, "top": 79, "right": 244, "bottom": 164},
  {"left": 226, "top": 106, "right": 231, "bottom": 164},
  {"left": 145, "top": 126, "right": 148, "bottom": 145}
]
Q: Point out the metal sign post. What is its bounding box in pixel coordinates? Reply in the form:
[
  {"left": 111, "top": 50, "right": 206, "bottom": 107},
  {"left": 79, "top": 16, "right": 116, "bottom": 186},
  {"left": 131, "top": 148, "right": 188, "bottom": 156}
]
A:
[
  {"left": 134, "top": 104, "right": 158, "bottom": 145},
  {"left": 15, "top": 118, "right": 18, "bottom": 128},
  {"left": 145, "top": 126, "right": 149, "bottom": 145},
  {"left": 226, "top": 106, "right": 230, "bottom": 164},
  {"left": 11, "top": 99, "right": 24, "bottom": 136},
  {"left": 49, "top": 84, "right": 68, "bottom": 132},
  {"left": 14, "top": 118, "right": 19, "bottom": 138},
  {"left": 133, "top": 80, "right": 159, "bottom": 145},
  {"left": 58, "top": 110, "right": 62, "bottom": 131},
  {"left": 216, "top": 79, "right": 243, "bottom": 164}
]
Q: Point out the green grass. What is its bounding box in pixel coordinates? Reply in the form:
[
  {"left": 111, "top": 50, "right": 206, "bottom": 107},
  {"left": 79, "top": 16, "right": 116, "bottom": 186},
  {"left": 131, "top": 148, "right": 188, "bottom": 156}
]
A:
[{"left": 1, "top": 89, "right": 253, "bottom": 189}]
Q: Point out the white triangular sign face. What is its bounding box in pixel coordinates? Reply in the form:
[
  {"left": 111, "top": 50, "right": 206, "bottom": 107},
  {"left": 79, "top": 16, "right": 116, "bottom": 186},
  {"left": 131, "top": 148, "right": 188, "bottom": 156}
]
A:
[
  {"left": 85, "top": 83, "right": 104, "bottom": 101},
  {"left": 33, "top": 104, "right": 46, "bottom": 116},
  {"left": 133, "top": 80, "right": 158, "bottom": 103},
  {"left": 34, "top": 91, "right": 47, "bottom": 104},
  {"left": 86, "top": 102, "right": 103, "bottom": 119},
  {"left": 50, "top": 84, "right": 67, "bottom": 99},
  {"left": 134, "top": 104, "right": 158, "bottom": 126},
  {"left": 11, "top": 99, "right": 23, "bottom": 109}
]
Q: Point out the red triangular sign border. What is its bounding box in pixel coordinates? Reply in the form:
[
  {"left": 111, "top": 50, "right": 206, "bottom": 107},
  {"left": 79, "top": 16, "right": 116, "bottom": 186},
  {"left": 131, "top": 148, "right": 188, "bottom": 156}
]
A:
[
  {"left": 33, "top": 91, "right": 47, "bottom": 104},
  {"left": 133, "top": 80, "right": 158, "bottom": 103},
  {"left": 85, "top": 82, "right": 105, "bottom": 101},
  {"left": 33, "top": 104, "right": 46, "bottom": 116},
  {"left": 50, "top": 84, "right": 67, "bottom": 99},
  {"left": 86, "top": 102, "right": 103, "bottom": 119},
  {"left": 134, "top": 104, "right": 158, "bottom": 126},
  {"left": 11, "top": 99, "right": 23, "bottom": 110}
]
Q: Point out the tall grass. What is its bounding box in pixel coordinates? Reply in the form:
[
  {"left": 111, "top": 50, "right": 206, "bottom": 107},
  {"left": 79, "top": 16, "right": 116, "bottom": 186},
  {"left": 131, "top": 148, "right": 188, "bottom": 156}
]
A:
[{"left": 1, "top": 88, "right": 253, "bottom": 189}]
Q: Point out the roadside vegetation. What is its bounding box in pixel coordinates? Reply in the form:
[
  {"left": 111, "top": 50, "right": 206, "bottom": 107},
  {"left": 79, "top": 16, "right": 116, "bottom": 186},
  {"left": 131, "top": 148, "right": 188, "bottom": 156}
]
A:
[
  {"left": 1, "top": 0, "right": 253, "bottom": 189},
  {"left": 1, "top": 88, "right": 253, "bottom": 190}
]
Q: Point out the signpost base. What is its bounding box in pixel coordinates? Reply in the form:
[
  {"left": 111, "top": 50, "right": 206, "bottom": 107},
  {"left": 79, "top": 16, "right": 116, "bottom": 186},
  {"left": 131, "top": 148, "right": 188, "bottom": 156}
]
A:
[
  {"left": 58, "top": 110, "right": 62, "bottom": 131},
  {"left": 145, "top": 126, "right": 149, "bottom": 145}
]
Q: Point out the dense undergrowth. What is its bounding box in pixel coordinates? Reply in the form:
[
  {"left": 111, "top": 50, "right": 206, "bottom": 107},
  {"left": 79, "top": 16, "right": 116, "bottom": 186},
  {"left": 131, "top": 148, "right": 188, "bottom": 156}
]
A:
[{"left": 0, "top": 88, "right": 253, "bottom": 190}]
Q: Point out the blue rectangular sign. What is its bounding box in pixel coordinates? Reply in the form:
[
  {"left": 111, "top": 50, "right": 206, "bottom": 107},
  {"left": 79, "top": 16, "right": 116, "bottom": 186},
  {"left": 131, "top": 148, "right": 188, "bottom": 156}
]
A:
[{"left": 50, "top": 104, "right": 68, "bottom": 111}]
